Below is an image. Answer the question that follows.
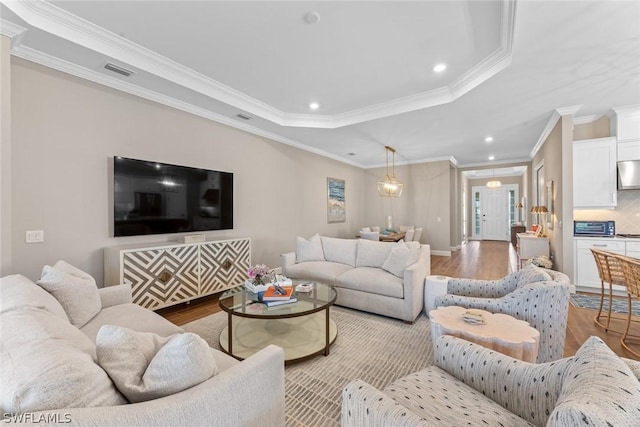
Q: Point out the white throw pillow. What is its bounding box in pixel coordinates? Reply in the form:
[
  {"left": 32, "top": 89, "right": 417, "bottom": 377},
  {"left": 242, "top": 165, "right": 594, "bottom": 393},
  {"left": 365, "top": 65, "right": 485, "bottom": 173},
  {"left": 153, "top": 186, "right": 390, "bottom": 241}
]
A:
[
  {"left": 37, "top": 261, "right": 102, "bottom": 328},
  {"left": 96, "top": 325, "right": 218, "bottom": 403},
  {"left": 0, "top": 306, "right": 126, "bottom": 413},
  {"left": 382, "top": 241, "right": 420, "bottom": 278},
  {"left": 296, "top": 233, "right": 325, "bottom": 263}
]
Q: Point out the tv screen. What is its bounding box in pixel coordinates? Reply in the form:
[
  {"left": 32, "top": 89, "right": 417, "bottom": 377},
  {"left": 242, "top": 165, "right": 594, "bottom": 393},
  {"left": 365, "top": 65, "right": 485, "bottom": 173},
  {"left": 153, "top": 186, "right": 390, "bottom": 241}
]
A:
[{"left": 113, "top": 157, "right": 233, "bottom": 237}]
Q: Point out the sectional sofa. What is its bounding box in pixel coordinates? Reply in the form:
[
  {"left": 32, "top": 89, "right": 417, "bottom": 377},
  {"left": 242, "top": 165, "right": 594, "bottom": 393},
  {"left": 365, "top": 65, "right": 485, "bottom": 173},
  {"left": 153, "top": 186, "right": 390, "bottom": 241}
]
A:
[
  {"left": 281, "top": 235, "right": 431, "bottom": 322},
  {"left": 0, "top": 273, "right": 284, "bottom": 426}
]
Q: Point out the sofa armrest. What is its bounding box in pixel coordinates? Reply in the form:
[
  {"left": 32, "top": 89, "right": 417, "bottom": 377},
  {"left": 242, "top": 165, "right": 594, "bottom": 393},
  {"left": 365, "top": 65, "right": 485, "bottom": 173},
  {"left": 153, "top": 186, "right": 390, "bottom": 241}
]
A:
[
  {"left": 401, "top": 245, "right": 430, "bottom": 322},
  {"left": 434, "top": 335, "right": 571, "bottom": 427},
  {"left": 446, "top": 272, "right": 518, "bottom": 298},
  {"left": 280, "top": 252, "right": 296, "bottom": 276},
  {"left": 342, "top": 379, "right": 428, "bottom": 427},
  {"left": 433, "top": 294, "right": 503, "bottom": 312},
  {"left": 98, "top": 284, "right": 133, "bottom": 308},
  {"left": 32, "top": 345, "right": 285, "bottom": 427}
]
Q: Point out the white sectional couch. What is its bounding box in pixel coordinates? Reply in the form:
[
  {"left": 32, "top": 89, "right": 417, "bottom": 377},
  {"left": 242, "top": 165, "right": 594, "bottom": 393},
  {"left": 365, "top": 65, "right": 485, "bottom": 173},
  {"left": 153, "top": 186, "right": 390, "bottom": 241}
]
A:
[
  {"left": 0, "top": 273, "right": 285, "bottom": 426},
  {"left": 281, "top": 235, "right": 431, "bottom": 322}
]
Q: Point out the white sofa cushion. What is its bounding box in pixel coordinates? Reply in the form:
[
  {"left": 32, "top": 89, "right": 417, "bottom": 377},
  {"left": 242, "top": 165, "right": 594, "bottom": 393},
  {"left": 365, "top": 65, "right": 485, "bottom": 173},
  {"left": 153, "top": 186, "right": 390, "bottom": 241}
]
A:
[
  {"left": 0, "top": 274, "right": 69, "bottom": 321},
  {"left": 356, "top": 239, "right": 394, "bottom": 268},
  {"left": 0, "top": 306, "right": 126, "bottom": 413},
  {"left": 382, "top": 241, "right": 420, "bottom": 278},
  {"left": 37, "top": 261, "right": 102, "bottom": 328},
  {"left": 296, "top": 234, "right": 325, "bottom": 263},
  {"left": 284, "top": 261, "right": 352, "bottom": 285},
  {"left": 321, "top": 236, "right": 357, "bottom": 267},
  {"left": 96, "top": 325, "right": 218, "bottom": 403},
  {"left": 336, "top": 267, "right": 404, "bottom": 299},
  {"left": 548, "top": 336, "right": 640, "bottom": 427}
]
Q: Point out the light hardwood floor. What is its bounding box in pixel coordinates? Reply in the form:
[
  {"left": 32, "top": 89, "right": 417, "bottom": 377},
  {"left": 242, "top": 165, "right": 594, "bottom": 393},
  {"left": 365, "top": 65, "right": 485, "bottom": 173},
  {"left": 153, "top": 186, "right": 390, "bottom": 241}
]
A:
[{"left": 159, "top": 240, "right": 640, "bottom": 361}]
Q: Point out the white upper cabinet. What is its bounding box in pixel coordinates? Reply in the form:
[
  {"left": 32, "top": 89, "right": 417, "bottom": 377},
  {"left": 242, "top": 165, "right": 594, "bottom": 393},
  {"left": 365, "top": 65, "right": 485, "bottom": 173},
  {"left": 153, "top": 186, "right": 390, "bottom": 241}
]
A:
[
  {"left": 612, "top": 105, "right": 640, "bottom": 161},
  {"left": 573, "top": 137, "right": 617, "bottom": 209}
]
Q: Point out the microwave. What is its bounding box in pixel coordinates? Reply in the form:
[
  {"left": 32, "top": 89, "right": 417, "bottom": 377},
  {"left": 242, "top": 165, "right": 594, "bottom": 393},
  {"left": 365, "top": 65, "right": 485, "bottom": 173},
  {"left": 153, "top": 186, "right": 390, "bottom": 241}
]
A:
[{"left": 574, "top": 221, "right": 615, "bottom": 237}]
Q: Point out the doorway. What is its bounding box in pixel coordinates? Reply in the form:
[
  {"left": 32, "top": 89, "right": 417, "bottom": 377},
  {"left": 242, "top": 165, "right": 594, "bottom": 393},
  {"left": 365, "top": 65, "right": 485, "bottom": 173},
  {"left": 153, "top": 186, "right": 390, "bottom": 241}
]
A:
[{"left": 471, "top": 184, "right": 519, "bottom": 241}]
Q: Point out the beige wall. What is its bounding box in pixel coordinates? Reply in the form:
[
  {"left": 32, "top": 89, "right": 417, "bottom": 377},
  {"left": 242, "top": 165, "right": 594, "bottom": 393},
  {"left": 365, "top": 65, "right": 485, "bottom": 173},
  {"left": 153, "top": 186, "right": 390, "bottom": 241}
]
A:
[
  {"left": 363, "top": 160, "right": 452, "bottom": 253},
  {"left": 531, "top": 118, "right": 572, "bottom": 274},
  {"left": 9, "top": 59, "right": 365, "bottom": 281},
  {"left": 573, "top": 116, "right": 610, "bottom": 141},
  {"left": 1, "top": 36, "right": 12, "bottom": 276}
]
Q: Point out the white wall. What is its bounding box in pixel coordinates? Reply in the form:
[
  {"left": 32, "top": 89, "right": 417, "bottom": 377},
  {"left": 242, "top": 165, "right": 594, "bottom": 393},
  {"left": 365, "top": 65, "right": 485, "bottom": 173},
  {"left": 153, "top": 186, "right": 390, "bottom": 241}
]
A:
[
  {"left": 0, "top": 36, "right": 12, "bottom": 276},
  {"left": 9, "top": 59, "right": 365, "bottom": 282}
]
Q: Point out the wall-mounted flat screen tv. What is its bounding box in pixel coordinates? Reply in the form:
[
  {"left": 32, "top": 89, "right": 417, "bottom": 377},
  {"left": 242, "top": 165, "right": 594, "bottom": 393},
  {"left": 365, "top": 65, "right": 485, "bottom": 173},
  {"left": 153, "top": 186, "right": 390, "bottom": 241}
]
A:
[{"left": 113, "top": 156, "right": 233, "bottom": 237}]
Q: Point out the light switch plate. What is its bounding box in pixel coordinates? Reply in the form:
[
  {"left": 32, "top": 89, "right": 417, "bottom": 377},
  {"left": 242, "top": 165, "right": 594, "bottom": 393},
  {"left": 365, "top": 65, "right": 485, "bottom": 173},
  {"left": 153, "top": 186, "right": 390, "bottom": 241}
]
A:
[{"left": 26, "top": 230, "right": 44, "bottom": 243}]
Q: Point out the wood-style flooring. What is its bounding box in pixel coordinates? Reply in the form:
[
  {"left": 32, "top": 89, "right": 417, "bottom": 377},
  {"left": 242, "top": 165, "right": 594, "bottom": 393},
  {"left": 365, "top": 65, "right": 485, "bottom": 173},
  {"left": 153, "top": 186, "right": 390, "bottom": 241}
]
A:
[{"left": 159, "top": 240, "right": 640, "bottom": 361}]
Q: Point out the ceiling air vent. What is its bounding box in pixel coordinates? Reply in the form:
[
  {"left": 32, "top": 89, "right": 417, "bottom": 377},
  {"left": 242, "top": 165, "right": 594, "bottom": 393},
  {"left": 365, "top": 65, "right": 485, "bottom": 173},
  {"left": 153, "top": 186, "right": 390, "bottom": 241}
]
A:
[
  {"left": 236, "top": 113, "right": 252, "bottom": 120},
  {"left": 104, "top": 63, "right": 134, "bottom": 77}
]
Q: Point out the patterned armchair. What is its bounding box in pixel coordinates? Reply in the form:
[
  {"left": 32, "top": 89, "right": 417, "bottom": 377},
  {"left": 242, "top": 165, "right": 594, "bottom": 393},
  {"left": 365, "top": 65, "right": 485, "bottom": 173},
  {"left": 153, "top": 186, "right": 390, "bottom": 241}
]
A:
[
  {"left": 433, "top": 264, "right": 571, "bottom": 363},
  {"left": 342, "top": 335, "right": 640, "bottom": 427}
]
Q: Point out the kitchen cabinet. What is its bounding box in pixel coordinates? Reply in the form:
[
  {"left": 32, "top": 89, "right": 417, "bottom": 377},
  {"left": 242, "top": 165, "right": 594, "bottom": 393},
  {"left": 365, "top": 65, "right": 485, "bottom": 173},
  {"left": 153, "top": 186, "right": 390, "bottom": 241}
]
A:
[
  {"left": 627, "top": 241, "right": 640, "bottom": 260},
  {"left": 573, "top": 137, "right": 617, "bottom": 209},
  {"left": 618, "top": 140, "right": 640, "bottom": 161},
  {"left": 611, "top": 105, "right": 640, "bottom": 142},
  {"left": 574, "top": 238, "right": 626, "bottom": 292}
]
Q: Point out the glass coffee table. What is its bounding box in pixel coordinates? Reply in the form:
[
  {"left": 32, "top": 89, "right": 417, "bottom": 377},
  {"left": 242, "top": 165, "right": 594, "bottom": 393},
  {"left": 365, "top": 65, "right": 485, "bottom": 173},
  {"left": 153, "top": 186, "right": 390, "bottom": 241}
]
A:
[{"left": 218, "top": 281, "right": 337, "bottom": 365}]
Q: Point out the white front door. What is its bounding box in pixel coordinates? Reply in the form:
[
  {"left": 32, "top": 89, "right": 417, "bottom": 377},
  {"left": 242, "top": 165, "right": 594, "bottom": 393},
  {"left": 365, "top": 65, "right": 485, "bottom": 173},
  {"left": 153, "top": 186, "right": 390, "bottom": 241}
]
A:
[{"left": 471, "top": 185, "right": 515, "bottom": 241}]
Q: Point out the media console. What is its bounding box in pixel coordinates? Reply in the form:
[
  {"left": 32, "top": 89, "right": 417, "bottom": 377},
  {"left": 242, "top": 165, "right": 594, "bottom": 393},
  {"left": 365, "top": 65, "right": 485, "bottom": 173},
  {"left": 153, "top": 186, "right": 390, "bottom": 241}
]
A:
[{"left": 104, "top": 238, "right": 250, "bottom": 310}]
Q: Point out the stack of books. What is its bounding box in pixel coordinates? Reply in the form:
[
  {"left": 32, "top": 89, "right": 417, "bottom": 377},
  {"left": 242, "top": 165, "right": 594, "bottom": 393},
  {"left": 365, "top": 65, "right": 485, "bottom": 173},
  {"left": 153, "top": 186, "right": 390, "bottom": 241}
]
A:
[{"left": 262, "top": 285, "right": 297, "bottom": 307}]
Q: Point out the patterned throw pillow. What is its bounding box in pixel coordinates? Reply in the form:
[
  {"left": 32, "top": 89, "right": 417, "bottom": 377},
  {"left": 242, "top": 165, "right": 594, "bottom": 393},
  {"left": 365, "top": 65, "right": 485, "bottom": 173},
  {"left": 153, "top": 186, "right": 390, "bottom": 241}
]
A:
[{"left": 548, "top": 336, "right": 640, "bottom": 427}]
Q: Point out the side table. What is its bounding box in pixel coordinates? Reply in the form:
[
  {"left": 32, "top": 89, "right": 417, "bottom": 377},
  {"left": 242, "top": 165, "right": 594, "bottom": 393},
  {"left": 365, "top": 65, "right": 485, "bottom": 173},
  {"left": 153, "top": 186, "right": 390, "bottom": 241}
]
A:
[
  {"left": 424, "top": 275, "right": 450, "bottom": 316},
  {"left": 429, "top": 306, "right": 540, "bottom": 362}
]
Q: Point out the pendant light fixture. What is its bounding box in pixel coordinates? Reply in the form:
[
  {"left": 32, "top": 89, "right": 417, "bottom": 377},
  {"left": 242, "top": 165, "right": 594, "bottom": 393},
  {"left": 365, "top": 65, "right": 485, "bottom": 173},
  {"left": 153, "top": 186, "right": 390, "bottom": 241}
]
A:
[
  {"left": 486, "top": 169, "right": 502, "bottom": 189},
  {"left": 377, "top": 146, "right": 403, "bottom": 197}
]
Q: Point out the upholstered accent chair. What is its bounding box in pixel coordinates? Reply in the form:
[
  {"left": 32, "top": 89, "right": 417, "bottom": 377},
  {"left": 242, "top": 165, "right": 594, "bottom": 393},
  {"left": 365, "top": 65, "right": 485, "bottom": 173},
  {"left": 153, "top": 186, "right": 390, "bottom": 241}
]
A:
[
  {"left": 433, "top": 264, "right": 571, "bottom": 363},
  {"left": 342, "top": 335, "right": 640, "bottom": 427}
]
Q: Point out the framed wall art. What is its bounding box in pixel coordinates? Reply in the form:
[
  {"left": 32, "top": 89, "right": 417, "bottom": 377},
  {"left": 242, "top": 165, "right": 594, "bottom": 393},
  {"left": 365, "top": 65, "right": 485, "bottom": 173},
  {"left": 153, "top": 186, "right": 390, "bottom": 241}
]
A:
[
  {"left": 327, "top": 177, "right": 346, "bottom": 223},
  {"left": 546, "top": 180, "right": 554, "bottom": 230}
]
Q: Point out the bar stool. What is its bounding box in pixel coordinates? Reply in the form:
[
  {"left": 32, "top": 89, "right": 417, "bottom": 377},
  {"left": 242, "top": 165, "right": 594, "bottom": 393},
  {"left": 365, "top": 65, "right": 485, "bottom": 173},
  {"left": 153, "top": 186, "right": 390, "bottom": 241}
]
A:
[
  {"left": 620, "top": 254, "right": 640, "bottom": 358},
  {"left": 590, "top": 248, "right": 626, "bottom": 331}
]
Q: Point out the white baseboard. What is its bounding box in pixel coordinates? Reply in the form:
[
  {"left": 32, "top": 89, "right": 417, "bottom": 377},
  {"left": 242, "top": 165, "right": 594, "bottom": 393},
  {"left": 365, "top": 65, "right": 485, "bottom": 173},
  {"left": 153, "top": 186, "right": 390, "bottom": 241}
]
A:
[{"left": 431, "top": 250, "right": 452, "bottom": 257}]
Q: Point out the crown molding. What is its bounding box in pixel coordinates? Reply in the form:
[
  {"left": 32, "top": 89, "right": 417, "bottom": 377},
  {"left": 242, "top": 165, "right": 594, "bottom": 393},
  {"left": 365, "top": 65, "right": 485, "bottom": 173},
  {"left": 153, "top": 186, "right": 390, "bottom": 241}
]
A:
[
  {"left": 364, "top": 155, "right": 458, "bottom": 169},
  {"left": 4, "top": 0, "right": 517, "bottom": 129},
  {"left": 11, "top": 45, "right": 366, "bottom": 169},
  {"left": 458, "top": 157, "right": 531, "bottom": 169},
  {"left": 573, "top": 115, "right": 601, "bottom": 125},
  {"left": 0, "top": 18, "right": 27, "bottom": 39},
  {"left": 530, "top": 105, "right": 582, "bottom": 158}
]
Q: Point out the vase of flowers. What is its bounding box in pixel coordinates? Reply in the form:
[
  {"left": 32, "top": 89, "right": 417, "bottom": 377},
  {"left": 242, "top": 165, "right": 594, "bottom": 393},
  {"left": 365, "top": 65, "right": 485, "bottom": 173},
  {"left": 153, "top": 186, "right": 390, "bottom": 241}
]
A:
[{"left": 245, "top": 264, "right": 271, "bottom": 293}]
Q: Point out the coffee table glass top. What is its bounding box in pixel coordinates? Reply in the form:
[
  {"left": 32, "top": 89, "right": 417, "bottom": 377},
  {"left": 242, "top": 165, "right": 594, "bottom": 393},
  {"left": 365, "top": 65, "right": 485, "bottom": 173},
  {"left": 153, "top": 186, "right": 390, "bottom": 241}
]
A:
[{"left": 219, "top": 281, "right": 336, "bottom": 318}]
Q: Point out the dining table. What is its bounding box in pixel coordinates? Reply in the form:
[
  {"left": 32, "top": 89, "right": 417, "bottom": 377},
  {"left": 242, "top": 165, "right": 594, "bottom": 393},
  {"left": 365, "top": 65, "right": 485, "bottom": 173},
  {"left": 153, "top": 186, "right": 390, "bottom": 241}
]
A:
[{"left": 379, "top": 231, "right": 406, "bottom": 242}]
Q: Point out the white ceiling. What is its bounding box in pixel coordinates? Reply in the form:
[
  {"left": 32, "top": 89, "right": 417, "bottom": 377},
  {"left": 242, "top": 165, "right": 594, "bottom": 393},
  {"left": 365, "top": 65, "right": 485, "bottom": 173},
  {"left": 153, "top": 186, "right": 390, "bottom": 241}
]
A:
[{"left": 1, "top": 1, "right": 639, "bottom": 169}]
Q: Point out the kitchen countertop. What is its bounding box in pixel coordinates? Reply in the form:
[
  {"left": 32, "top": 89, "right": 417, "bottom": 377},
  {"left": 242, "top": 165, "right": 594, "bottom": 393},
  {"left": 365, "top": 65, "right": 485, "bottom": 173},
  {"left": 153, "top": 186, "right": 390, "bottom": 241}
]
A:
[{"left": 574, "top": 235, "right": 640, "bottom": 240}]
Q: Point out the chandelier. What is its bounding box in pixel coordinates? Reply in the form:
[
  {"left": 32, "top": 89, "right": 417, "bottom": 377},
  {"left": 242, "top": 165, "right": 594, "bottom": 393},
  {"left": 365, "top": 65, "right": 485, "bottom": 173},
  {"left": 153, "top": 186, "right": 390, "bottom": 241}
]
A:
[
  {"left": 486, "top": 169, "right": 502, "bottom": 189},
  {"left": 377, "top": 146, "right": 403, "bottom": 197}
]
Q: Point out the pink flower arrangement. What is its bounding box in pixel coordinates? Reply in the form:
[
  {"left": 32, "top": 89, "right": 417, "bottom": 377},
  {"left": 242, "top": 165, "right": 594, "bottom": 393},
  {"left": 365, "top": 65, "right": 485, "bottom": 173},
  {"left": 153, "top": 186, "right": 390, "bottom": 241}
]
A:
[{"left": 248, "top": 264, "right": 270, "bottom": 285}]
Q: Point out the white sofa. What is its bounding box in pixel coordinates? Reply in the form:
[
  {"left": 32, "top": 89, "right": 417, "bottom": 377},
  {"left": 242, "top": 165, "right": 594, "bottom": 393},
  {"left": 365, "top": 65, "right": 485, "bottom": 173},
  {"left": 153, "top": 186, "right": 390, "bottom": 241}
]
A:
[
  {"left": 342, "top": 335, "right": 640, "bottom": 427},
  {"left": 0, "top": 274, "right": 285, "bottom": 426},
  {"left": 281, "top": 236, "right": 431, "bottom": 322}
]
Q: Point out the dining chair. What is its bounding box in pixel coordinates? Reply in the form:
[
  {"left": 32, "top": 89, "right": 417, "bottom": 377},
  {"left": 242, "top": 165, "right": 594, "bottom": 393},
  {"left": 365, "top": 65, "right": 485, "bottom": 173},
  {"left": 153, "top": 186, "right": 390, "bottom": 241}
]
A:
[
  {"left": 590, "top": 248, "right": 626, "bottom": 331},
  {"left": 404, "top": 229, "right": 415, "bottom": 242},
  {"left": 399, "top": 225, "right": 415, "bottom": 232},
  {"left": 413, "top": 227, "right": 423, "bottom": 243},
  {"left": 360, "top": 231, "right": 380, "bottom": 241},
  {"left": 619, "top": 254, "right": 640, "bottom": 358},
  {"left": 371, "top": 226, "right": 381, "bottom": 232}
]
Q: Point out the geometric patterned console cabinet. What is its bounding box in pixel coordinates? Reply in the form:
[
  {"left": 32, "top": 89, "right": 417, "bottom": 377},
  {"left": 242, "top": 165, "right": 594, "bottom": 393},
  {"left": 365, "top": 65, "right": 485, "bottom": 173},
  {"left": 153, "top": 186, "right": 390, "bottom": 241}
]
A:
[{"left": 104, "top": 238, "right": 251, "bottom": 310}]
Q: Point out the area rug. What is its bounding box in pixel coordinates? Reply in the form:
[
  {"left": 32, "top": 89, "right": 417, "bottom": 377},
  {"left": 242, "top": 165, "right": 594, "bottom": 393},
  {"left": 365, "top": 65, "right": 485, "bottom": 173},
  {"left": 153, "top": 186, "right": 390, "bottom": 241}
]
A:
[
  {"left": 570, "top": 293, "right": 640, "bottom": 316},
  {"left": 182, "top": 306, "right": 433, "bottom": 427}
]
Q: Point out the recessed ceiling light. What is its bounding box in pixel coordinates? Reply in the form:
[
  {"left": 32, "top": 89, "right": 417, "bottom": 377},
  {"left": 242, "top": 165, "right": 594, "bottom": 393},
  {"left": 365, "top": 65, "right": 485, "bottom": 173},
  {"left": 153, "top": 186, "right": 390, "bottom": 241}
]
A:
[
  {"left": 433, "top": 63, "right": 447, "bottom": 73},
  {"left": 309, "top": 102, "right": 320, "bottom": 110},
  {"left": 485, "top": 136, "right": 494, "bottom": 142},
  {"left": 304, "top": 12, "right": 321, "bottom": 24},
  {"left": 488, "top": 155, "right": 495, "bottom": 161}
]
